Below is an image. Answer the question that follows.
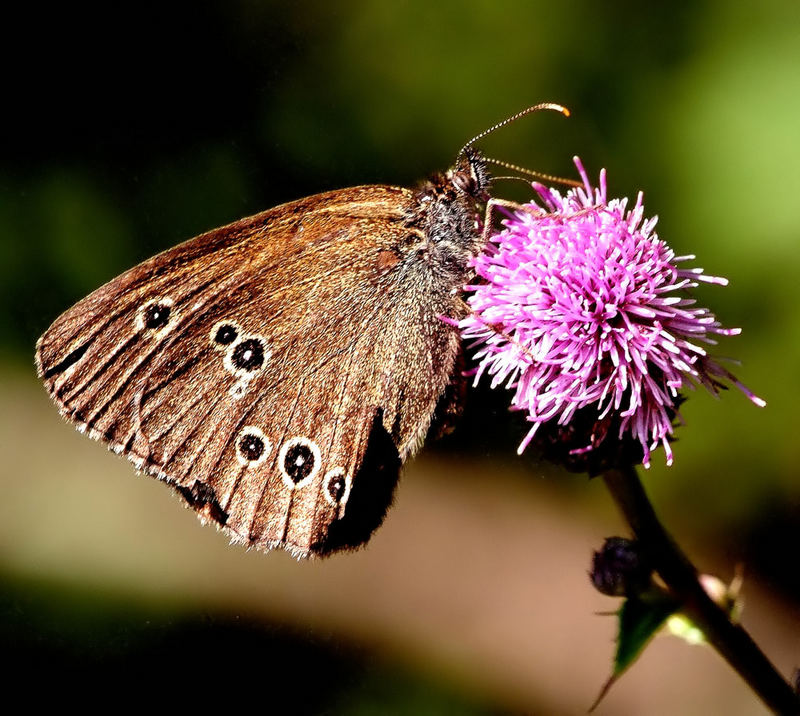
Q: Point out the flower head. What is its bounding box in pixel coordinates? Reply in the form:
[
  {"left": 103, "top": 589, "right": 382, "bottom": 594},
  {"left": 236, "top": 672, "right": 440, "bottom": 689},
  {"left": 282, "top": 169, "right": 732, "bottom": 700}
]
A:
[{"left": 462, "top": 158, "right": 764, "bottom": 469}]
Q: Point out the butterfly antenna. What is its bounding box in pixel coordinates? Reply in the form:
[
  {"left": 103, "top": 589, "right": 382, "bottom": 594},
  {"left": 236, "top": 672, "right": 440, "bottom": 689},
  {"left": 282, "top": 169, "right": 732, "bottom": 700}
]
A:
[
  {"left": 459, "top": 102, "right": 571, "bottom": 156},
  {"left": 489, "top": 175, "right": 539, "bottom": 186},
  {"left": 484, "top": 157, "right": 583, "bottom": 188}
]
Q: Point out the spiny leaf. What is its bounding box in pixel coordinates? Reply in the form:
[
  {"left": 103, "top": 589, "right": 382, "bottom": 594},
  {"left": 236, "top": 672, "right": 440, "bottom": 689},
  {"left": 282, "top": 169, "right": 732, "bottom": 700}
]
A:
[{"left": 590, "top": 593, "right": 679, "bottom": 711}]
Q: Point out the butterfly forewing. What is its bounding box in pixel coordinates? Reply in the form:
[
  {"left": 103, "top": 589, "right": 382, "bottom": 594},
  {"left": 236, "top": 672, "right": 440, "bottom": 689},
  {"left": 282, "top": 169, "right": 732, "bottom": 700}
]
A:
[{"left": 36, "top": 181, "right": 474, "bottom": 557}]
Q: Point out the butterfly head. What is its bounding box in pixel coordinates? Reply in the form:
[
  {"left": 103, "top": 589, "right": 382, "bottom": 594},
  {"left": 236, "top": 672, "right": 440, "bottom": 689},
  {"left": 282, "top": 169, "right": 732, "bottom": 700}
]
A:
[
  {"left": 449, "top": 145, "right": 491, "bottom": 202},
  {"left": 447, "top": 102, "right": 572, "bottom": 204}
]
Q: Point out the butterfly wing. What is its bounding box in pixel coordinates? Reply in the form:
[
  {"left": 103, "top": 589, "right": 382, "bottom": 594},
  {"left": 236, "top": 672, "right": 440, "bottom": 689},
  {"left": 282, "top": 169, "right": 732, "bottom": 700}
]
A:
[{"left": 36, "top": 185, "right": 464, "bottom": 557}]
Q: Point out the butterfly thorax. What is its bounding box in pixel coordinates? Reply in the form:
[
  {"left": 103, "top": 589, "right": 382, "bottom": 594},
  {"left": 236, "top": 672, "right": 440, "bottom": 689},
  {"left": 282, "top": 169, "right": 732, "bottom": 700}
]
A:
[{"left": 409, "top": 147, "right": 490, "bottom": 291}]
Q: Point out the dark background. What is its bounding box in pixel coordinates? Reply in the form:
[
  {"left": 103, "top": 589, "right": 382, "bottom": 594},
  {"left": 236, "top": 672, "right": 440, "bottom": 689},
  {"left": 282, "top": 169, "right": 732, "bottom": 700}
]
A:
[{"left": 2, "top": 2, "right": 798, "bottom": 713}]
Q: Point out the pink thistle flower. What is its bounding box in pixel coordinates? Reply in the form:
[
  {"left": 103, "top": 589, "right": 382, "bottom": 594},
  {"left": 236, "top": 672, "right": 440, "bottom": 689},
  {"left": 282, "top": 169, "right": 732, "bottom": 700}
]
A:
[{"left": 462, "top": 158, "right": 764, "bottom": 469}]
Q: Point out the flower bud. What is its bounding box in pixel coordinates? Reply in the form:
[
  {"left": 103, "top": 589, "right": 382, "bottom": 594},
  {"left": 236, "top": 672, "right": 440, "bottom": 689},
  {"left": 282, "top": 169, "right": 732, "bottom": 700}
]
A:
[{"left": 590, "top": 537, "right": 652, "bottom": 597}]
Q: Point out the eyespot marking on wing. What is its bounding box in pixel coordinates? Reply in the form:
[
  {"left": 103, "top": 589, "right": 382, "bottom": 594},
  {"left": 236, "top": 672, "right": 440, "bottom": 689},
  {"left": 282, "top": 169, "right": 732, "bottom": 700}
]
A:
[
  {"left": 223, "top": 334, "right": 270, "bottom": 378},
  {"left": 323, "top": 467, "right": 350, "bottom": 507},
  {"left": 136, "top": 298, "right": 176, "bottom": 335},
  {"left": 279, "top": 437, "right": 321, "bottom": 489},
  {"left": 236, "top": 426, "right": 271, "bottom": 467},
  {"left": 210, "top": 320, "right": 240, "bottom": 349},
  {"left": 231, "top": 338, "right": 265, "bottom": 371}
]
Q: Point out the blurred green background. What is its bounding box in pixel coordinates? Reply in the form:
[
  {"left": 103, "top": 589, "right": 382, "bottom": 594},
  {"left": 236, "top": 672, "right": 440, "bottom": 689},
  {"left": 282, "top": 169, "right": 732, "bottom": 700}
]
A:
[{"left": 2, "top": 1, "right": 799, "bottom": 713}]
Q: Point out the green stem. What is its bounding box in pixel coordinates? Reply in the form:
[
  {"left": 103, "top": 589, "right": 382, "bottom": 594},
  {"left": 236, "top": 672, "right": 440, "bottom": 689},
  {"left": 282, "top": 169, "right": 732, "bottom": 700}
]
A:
[{"left": 602, "top": 464, "right": 799, "bottom": 715}]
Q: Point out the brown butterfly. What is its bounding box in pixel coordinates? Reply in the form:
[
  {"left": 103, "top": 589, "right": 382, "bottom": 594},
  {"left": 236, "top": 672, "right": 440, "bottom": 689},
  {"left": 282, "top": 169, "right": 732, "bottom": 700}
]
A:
[{"left": 35, "top": 103, "right": 568, "bottom": 558}]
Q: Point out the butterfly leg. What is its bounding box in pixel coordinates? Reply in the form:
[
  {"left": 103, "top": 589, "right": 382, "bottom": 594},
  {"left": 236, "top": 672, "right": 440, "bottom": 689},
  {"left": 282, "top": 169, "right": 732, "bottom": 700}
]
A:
[{"left": 480, "top": 197, "right": 550, "bottom": 248}]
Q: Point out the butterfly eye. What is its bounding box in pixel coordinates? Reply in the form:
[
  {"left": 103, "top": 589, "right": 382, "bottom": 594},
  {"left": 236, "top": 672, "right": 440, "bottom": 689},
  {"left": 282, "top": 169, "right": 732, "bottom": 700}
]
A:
[
  {"left": 452, "top": 170, "right": 476, "bottom": 195},
  {"left": 236, "top": 426, "right": 271, "bottom": 467},
  {"left": 324, "top": 468, "right": 349, "bottom": 507},
  {"left": 136, "top": 298, "right": 175, "bottom": 333},
  {"left": 279, "top": 437, "right": 321, "bottom": 488}
]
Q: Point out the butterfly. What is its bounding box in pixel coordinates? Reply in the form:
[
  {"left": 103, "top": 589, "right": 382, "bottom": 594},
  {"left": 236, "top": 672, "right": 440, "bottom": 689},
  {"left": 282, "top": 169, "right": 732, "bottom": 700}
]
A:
[{"left": 35, "top": 103, "right": 568, "bottom": 558}]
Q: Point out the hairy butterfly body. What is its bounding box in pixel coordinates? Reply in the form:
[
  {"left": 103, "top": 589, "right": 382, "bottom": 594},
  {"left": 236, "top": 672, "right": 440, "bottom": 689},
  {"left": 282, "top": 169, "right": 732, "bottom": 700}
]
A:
[{"left": 35, "top": 147, "right": 490, "bottom": 558}]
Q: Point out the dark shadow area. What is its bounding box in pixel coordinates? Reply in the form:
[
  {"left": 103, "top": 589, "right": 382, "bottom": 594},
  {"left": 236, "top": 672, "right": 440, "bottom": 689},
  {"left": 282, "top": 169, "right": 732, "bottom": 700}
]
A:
[
  {"left": 0, "top": 574, "right": 504, "bottom": 715},
  {"left": 737, "top": 494, "right": 800, "bottom": 601},
  {"left": 319, "top": 411, "right": 401, "bottom": 555}
]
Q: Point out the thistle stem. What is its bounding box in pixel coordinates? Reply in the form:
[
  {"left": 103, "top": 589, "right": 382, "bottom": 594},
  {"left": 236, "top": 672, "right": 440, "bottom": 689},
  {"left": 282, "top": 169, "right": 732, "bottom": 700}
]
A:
[{"left": 602, "top": 465, "right": 799, "bottom": 714}]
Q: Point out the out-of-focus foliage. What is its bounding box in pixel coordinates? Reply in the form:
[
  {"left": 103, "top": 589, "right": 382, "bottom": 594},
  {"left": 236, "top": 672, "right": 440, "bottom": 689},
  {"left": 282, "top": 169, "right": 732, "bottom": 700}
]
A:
[{"left": 2, "top": 1, "right": 798, "bottom": 713}]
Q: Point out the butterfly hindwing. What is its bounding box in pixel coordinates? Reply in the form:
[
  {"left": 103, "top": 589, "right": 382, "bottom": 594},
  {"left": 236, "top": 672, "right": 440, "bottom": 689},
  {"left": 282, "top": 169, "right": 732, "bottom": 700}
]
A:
[{"left": 36, "top": 185, "right": 464, "bottom": 557}]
